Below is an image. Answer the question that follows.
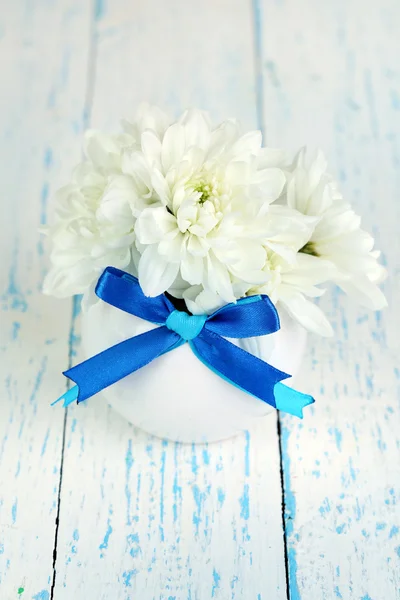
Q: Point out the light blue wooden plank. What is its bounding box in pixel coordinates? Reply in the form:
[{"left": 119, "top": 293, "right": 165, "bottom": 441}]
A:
[
  {"left": 0, "top": 1, "right": 92, "bottom": 597},
  {"left": 257, "top": 0, "right": 400, "bottom": 597}
]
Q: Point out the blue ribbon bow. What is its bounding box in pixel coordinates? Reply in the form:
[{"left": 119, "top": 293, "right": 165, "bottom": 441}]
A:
[{"left": 54, "top": 267, "right": 314, "bottom": 418}]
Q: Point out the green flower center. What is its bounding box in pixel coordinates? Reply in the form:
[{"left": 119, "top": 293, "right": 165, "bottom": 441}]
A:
[
  {"left": 194, "top": 181, "right": 213, "bottom": 204},
  {"left": 300, "top": 241, "right": 319, "bottom": 257}
]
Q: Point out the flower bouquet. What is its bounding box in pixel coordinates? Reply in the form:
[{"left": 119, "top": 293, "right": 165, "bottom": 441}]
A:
[{"left": 44, "top": 105, "right": 386, "bottom": 442}]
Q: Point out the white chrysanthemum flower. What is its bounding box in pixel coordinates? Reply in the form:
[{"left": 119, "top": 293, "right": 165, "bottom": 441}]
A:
[
  {"left": 43, "top": 106, "right": 172, "bottom": 297},
  {"left": 182, "top": 205, "right": 318, "bottom": 316},
  {"left": 248, "top": 251, "right": 338, "bottom": 337},
  {"left": 43, "top": 140, "right": 135, "bottom": 296},
  {"left": 285, "top": 148, "right": 387, "bottom": 311},
  {"left": 132, "top": 108, "right": 292, "bottom": 302},
  {"left": 43, "top": 106, "right": 386, "bottom": 338}
]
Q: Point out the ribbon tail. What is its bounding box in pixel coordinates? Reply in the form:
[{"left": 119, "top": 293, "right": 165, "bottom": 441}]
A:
[
  {"left": 191, "top": 329, "right": 290, "bottom": 410},
  {"left": 62, "top": 326, "right": 180, "bottom": 404},
  {"left": 274, "top": 382, "right": 314, "bottom": 418},
  {"left": 51, "top": 385, "right": 79, "bottom": 408}
]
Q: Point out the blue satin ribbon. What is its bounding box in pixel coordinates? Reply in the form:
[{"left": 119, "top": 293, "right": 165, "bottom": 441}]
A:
[{"left": 53, "top": 267, "right": 314, "bottom": 418}]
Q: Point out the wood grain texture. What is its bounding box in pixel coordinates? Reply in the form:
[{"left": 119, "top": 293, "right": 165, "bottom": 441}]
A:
[
  {"left": 1, "top": 0, "right": 398, "bottom": 599},
  {"left": 52, "top": 1, "right": 287, "bottom": 599},
  {"left": 257, "top": 0, "right": 400, "bottom": 598},
  {"left": 0, "top": 1, "right": 91, "bottom": 598}
]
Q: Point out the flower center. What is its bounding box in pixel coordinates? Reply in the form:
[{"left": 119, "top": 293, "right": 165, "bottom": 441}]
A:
[
  {"left": 300, "top": 241, "right": 319, "bottom": 257},
  {"left": 194, "top": 181, "right": 213, "bottom": 204}
]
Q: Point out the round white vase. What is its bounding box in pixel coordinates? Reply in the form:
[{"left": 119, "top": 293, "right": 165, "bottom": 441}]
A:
[{"left": 81, "top": 298, "right": 307, "bottom": 443}]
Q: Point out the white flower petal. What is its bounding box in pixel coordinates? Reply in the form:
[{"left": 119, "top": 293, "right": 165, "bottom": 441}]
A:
[
  {"left": 281, "top": 293, "right": 334, "bottom": 337},
  {"left": 121, "top": 150, "right": 152, "bottom": 195},
  {"left": 337, "top": 276, "right": 388, "bottom": 311},
  {"left": 179, "top": 108, "right": 211, "bottom": 150},
  {"left": 308, "top": 149, "right": 328, "bottom": 194},
  {"left": 138, "top": 245, "right": 179, "bottom": 297},
  {"left": 187, "top": 234, "right": 209, "bottom": 257},
  {"left": 151, "top": 169, "right": 170, "bottom": 206},
  {"left": 141, "top": 129, "right": 162, "bottom": 167},
  {"left": 230, "top": 131, "right": 262, "bottom": 158},
  {"left": 181, "top": 252, "right": 204, "bottom": 285},
  {"left": 84, "top": 130, "right": 124, "bottom": 172},
  {"left": 162, "top": 123, "right": 186, "bottom": 172},
  {"left": 135, "top": 207, "right": 177, "bottom": 244},
  {"left": 158, "top": 230, "right": 184, "bottom": 262},
  {"left": 257, "top": 148, "right": 287, "bottom": 169},
  {"left": 207, "top": 119, "right": 240, "bottom": 159},
  {"left": 251, "top": 168, "right": 286, "bottom": 202},
  {"left": 183, "top": 285, "right": 225, "bottom": 315},
  {"left": 125, "top": 103, "right": 171, "bottom": 139},
  {"left": 205, "top": 252, "right": 235, "bottom": 302},
  {"left": 226, "top": 161, "right": 251, "bottom": 185}
]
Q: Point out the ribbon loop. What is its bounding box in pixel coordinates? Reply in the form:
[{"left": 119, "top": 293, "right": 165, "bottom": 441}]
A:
[
  {"left": 55, "top": 267, "right": 314, "bottom": 418},
  {"left": 206, "top": 295, "right": 280, "bottom": 338},
  {"left": 95, "top": 267, "right": 174, "bottom": 324}
]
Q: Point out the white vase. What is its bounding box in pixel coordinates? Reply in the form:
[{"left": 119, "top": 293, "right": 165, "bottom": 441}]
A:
[{"left": 81, "top": 298, "right": 307, "bottom": 443}]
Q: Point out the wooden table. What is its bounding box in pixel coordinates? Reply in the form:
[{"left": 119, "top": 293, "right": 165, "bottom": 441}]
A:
[{"left": 1, "top": 1, "right": 399, "bottom": 598}]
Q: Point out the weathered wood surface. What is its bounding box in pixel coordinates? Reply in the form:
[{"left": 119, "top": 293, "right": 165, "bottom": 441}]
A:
[
  {"left": 0, "top": 1, "right": 91, "bottom": 598},
  {"left": 0, "top": 1, "right": 398, "bottom": 599},
  {"left": 258, "top": 1, "right": 400, "bottom": 598}
]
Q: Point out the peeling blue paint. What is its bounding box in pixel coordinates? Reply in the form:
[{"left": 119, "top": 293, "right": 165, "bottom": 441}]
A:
[
  {"left": 40, "top": 182, "right": 49, "bottom": 225},
  {"left": 159, "top": 440, "right": 167, "bottom": 541},
  {"left": 44, "top": 147, "right": 53, "bottom": 168},
  {"left": 125, "top": 440, "right": 134, "bottom": 526},
  {"left": 172, "top": 442, "right": 182, "bottom": 523},
  {"left": 99, "top": 517, "right": 113, "bottom": 556},
  {"left": 32, "top": 591, "right": 49, "bottom": 600},
  {"left": 361, "top": 529, "right": 369, "bottom": 539},
  {"left": 334, "top": 428, "right": 342, "bottom": 452},
  {"left": 41, "top": 428, "right": 50, "bottom": 457},
  {"left": 217, "top": 487, "right": 225, "bottom": 508},
  {"left": 12, "top": 321, "right": 20, "bottom": 340},
  {"left": 389, "top": 525, "right": 399, "bottom": 539},
  {"left": 319, "top": 497, "right": 331, "bottom": 516},
  {"left": 244, "top": 430, "right": 250, "bottom": 476},
  {"left": 29, "top": 357, "right": 47, "bottom": 405},
  {"left": 4, "top": 245, "right": 28, "bottom": 312},
  {"left": 11, "top": 498, "right": 17, "bottom": 524},
  {"left": 211, "top": 568, "right": 221, "bottom": 597},
  {"left": 94, "top": 0, "right": 106, "bottom": 20},
  {"left": 239, "top": 484, "right": 250, "bottom": 520},
  {"left": 191, "top": 444, "right": 198, "bottom": 476},
  {"left": 192, "top": 484, "right": 203, "bottom": 535},
  {"left": 280, "top": 421, "right": 300, "bottom": 596},
  {"left": 287, "top": 547, "right": 300, "bottom": 600},
  {"left": 349, "top": 458, "right": 357, "bottom": 481},
  {"left": 122, "top": 569, "right": 137, "bottom": 588},
  {"left": 127, "top": 533, "right": 141, "bottom": 558}
]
